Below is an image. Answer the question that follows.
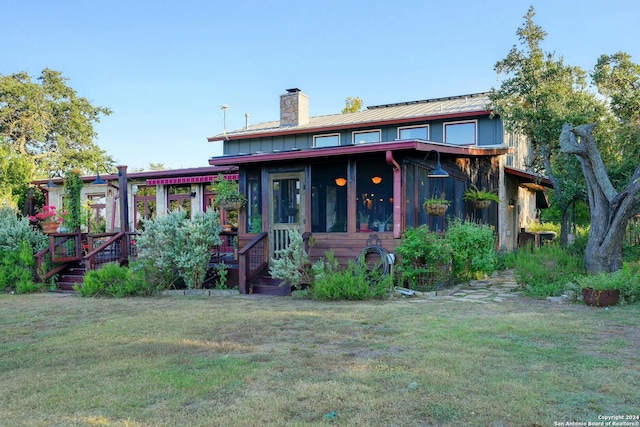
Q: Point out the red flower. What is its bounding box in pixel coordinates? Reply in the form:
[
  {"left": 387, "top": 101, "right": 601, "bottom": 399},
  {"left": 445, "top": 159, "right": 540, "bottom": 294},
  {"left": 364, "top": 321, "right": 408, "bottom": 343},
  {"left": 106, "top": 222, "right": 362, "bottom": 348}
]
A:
[{"left": 30, "top": 205, "right": 63, "bottom": 224}]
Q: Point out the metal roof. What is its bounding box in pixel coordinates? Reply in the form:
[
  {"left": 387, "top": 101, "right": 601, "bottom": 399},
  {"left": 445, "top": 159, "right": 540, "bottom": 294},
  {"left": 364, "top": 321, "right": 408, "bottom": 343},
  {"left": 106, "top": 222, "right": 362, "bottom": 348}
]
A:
[{"left": 207, "top": 92, "right": 492, "bottom": 142}]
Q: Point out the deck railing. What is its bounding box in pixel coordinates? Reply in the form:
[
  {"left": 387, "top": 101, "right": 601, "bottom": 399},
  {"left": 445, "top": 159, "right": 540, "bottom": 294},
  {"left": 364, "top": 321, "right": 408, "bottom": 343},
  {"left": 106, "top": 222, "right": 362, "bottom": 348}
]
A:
[
  {"left": 237, "top": 232, "right": 268, "bottom": 294},
  {"left": 35, "top": 231, "right": 139, "bottom": 281},
  {"left": 84, "top": 232, "right": 138, "bottom": 271}
]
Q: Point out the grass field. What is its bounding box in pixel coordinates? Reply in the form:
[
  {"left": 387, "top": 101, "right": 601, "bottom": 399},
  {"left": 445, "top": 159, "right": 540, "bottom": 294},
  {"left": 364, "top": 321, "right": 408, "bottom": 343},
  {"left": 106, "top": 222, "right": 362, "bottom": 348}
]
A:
[{"left": 1, "top": 292, "right": 638, "bottom": 427}]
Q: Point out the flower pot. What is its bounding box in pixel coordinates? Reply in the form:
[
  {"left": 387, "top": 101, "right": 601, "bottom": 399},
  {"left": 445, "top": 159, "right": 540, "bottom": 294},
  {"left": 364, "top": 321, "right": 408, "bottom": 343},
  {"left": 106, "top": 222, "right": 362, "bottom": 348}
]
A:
[
  {"left": 471, "top": 199, "right": 491, "bottom": 209},
  {"left": 582, "top": 288, "right": 620, "bottom": 307},
  {"left": 41, "top": 222, "right": 60, "bottom": 234},
  {"left": 424, "top": 203, "right": 448, "bottom": 216}
]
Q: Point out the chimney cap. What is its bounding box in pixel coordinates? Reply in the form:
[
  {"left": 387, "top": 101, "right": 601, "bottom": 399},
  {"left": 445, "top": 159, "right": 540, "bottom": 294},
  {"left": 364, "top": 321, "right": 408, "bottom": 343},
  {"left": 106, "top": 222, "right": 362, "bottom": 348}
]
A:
[{"left": 286, "top": 88, "right": 301, "bottom": 93}]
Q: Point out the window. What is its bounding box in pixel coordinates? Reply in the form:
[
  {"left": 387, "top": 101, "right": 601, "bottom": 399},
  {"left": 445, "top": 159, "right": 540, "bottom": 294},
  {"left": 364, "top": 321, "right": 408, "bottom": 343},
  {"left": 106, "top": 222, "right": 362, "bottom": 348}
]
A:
[
  {"left": 134, "top": 186, "right": 156, "bottom": 230},
  {"left": 444, "top": 121, "right": 476, "bottom": 145},
  {"left": 168, "top": 185, "right": 191, "bottom": 217},
  {"left": 87, "top": 194, "right": 106, "bottom": 233},
  {"left": 356, "top": 158, "right": 393, "bottom": 232},
  {"left": 398, "top": 125, "right": 429, "bottom": 140},
  {"left": 246, "top": 171, "right": 262, "bottom": 233},
  {"left": 313, "top": 134, "right": 340, "bottom": 148},
  {"left": 311, "top": 162, "right": 347, "bottom": 233},
  {"left": 352, "top": 130, "right": 381, "bottom": 144}
]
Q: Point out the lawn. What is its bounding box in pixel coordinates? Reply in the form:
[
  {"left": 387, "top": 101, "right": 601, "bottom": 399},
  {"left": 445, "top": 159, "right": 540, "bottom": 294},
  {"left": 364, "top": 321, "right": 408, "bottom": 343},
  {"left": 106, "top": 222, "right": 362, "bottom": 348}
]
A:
[{"left": 1, "top": 292, "right": 638, "bottom": 427}]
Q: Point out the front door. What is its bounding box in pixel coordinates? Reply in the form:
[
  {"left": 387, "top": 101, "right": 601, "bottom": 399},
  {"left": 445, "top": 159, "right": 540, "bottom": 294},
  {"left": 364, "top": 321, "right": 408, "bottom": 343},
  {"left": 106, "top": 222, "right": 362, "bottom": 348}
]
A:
[{"left": 269, "top": 171, "right": 305, "bottom": 262}]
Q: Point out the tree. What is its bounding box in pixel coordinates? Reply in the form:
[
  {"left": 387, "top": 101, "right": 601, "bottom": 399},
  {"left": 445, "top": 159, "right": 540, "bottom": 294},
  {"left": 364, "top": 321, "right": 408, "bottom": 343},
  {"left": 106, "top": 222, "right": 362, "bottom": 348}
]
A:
[
  {"left": 0, "top": 139, "right": 35, "bottom": 206},
  {"left": 342, "top": 97, "right": 362, "bottom": 114},
  {"left": 489, "top": 6, "right": 608, "bottom": 246},
  {"left": 559, "top": 52, "right": 640, "bottom": 274},
  {"left": 0, "top": 69, "right": 114, "bottom": 178},
  {"left": 560, "top": 123, "right": 640, "bottom": 273},
  {"left": 148, "top": 163, "right": 166, "bottom": 171}
]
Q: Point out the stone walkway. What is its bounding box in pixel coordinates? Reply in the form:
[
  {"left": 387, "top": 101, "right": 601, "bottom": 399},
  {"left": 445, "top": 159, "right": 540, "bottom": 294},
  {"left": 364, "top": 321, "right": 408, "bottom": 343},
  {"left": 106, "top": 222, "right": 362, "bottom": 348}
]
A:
[{"left": 417, "top": 269, "right": 521, "bottom": 303}]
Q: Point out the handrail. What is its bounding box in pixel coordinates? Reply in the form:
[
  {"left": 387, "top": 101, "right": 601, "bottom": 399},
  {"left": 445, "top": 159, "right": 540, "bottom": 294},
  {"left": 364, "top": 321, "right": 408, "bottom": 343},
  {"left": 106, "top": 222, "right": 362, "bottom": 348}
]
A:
[
  {"left": 84, "top": 231, "right": 125, "bottom": 259},
  {"left": 238, "top": 232, "right": 268, "bottom": 294},
  {"left": 34, "top": 245, "right": 62, "bottom": 282},
  {"left": 83, "top": 231, "right": 130, "bottom": 271}
]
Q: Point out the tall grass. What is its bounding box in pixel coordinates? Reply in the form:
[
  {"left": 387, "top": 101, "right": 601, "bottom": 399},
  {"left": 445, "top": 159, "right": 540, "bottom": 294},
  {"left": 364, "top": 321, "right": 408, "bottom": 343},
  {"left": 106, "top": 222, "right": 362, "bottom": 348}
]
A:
[{"left": 514, "top": 243, "right": 584, "bottom": 297}]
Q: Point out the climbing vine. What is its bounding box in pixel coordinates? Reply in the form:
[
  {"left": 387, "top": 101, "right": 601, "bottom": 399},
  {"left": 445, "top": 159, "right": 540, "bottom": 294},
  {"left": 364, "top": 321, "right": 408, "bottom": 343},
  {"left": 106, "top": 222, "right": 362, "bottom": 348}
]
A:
[{"left": 63, "top": 169, "right": 83, "bottom": 231}]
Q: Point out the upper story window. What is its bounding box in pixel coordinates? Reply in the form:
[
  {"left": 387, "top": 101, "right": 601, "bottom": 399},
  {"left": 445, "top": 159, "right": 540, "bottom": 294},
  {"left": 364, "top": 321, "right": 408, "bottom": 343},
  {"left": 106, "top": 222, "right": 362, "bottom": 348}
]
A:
[
  {"left": 444, "top": 121, "right": 476, "bottom": 145},
  {"left": 313, "top": 134, "right": 340, "bottom": 148},
  {"left": 352, "top": 130, "right": 381, "bottom": 144},
  {"left": 398, "top": 125, "right": 429, "bottom": 140}
]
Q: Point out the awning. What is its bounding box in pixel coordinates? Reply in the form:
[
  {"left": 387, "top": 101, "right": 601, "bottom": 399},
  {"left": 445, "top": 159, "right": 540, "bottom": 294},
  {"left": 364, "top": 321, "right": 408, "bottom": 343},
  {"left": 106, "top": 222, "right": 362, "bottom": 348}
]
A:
[
  {"left": 146, "top": 173, "right": 239, "bottom": 186},
  {"left": 504, "top": 166, "right": 552, "bottom": 188}
]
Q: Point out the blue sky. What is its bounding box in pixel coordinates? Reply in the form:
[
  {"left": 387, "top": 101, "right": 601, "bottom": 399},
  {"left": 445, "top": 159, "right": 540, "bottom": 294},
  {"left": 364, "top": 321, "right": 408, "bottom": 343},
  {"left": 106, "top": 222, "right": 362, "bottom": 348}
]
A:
[{"left": 3, "top": 0, "right": 639, "bottom": 170}]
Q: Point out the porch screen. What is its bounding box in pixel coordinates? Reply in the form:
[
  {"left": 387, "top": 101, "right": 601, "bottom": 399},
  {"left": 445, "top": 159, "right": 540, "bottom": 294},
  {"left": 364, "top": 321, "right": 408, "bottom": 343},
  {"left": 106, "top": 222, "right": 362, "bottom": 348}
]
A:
[
  {"left": 311, "top": 162, "right": 347, "bottom": 232},
  {"left": 356, "top": 158, "right": 393, "bottom": 233}
]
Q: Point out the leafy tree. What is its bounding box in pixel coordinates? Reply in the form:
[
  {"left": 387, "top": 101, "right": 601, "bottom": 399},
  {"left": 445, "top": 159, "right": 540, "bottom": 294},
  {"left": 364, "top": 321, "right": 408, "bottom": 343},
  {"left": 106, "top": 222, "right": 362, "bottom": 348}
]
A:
[
  {"left": 342, "top": 96, "right": 362, "bottom": 114},
  {"left": 489, "top": 6, "right": 608, "bottom": 246},
  {"left": 148, "top": 163, "right": 166, "bottom": 171},
  {"left": 0, "top": 69, "right": 114, "bottom": 178},
  {"left": 0, "top": 139, "right": 35, "bottom": 206}
]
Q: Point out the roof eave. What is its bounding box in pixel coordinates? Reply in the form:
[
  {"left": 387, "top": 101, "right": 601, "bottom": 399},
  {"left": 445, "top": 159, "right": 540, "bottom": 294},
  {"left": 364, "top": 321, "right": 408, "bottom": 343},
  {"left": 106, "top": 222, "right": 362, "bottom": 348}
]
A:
[{"left": 208, "top": 140, "right": 508, "bottom": 167}]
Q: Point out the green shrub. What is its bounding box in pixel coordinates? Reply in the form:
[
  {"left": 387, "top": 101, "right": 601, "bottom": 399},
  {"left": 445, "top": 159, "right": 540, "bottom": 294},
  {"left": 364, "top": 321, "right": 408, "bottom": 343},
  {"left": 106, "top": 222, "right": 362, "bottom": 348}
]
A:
[
  {"left": 311, "top": 253, "right": 391, "bottom": 301},
  {"left": 0, "top": 203, "right": 47, "bottom": 253},
  {"left": 395, "top": 226, "right": 452, "bottom": 290},
  {"left": 618, "top": 262, "right": 640, "bottom": 304},
  {"left": 445, "top": 218, "right": 497, "bottom": 282},
  {"left": 269, "top": 229, "right": 313, "bottom": 288},
  {"left": 495, "top": 250, "right": 517, "bottom": 270},
  {"left": 0, "top": 241, "right": 44, "bottom": 293},
  {"left": 136, "top": 210, "right": 222, "bottom": 289},
  {"left": 77, "top": 262, "right": 154, "bottom": 297},
  {"left": 514, "top": 243, "right": 583, "bottom": 297}
]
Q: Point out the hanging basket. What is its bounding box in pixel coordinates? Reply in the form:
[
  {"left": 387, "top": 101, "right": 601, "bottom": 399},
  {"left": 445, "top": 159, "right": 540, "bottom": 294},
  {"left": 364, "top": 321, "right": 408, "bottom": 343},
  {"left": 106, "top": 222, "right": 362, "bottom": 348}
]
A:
[
  {"left": 40, "top": 222, "right": 60, "bottom": 234},
  {"left": 424, "top": 203, "right": 448, "bottom": 216},
  {"left": 471, "top": 199, "right": 491, "bottom": 209}
]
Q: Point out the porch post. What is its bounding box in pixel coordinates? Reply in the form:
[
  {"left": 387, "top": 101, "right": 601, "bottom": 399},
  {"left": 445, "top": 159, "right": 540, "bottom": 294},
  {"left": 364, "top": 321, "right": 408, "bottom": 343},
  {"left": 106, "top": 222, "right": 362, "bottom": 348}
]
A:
[{"left": 117, "top": 166, "right": 130, "bottom": 233}]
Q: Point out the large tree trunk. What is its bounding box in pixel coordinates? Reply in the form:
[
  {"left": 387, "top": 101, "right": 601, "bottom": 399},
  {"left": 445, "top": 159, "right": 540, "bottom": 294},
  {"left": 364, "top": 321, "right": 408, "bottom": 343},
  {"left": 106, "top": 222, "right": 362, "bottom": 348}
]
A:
[{"left": 560, "top": 123, "right": 640, "bottom": 273}]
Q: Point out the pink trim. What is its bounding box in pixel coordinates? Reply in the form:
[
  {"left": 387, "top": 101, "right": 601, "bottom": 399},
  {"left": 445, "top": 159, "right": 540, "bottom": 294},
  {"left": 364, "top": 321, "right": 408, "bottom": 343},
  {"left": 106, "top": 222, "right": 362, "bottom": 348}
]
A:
[{"left": 145, "top": 173, "right": 239, "bottom": 186}]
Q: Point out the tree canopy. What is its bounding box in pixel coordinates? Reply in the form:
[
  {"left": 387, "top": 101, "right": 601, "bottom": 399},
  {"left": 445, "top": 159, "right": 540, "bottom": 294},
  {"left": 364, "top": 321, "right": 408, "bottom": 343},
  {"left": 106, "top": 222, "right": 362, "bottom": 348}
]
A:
[
  {"left": 342, "top": 97, "right": 362, "bottom": 114},
  {"left": 490, "top": 6, "right": 610, "bottom": 246},
  {"left": 491, "top": 6, "right": 640, "bottom": 273},
  {"left": 0, "top": 69, "right": 114, "bottom": 178}
]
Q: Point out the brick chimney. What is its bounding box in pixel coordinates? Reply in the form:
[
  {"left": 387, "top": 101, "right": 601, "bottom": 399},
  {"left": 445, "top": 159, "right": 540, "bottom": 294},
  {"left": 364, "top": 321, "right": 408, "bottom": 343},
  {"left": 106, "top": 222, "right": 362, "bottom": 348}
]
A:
[{"left": 280, "top": 88, "right": 309, "bottom": 127}]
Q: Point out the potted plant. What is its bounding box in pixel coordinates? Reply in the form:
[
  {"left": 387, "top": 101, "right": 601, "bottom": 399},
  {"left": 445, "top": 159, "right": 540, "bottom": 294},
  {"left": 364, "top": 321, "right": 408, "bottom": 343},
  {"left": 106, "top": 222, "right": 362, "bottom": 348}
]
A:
[
  {"left": 463, "top": 184, "right": 501, "bottom": 209},
  {"left": 29, "top": 205, "right": 64, "bottom": 234},
  {"left": 578, "top": 272, "right": 622, "bottom": 307},
  {"left": 211, "top": 174, "right": 247, "bottom": 211},
  {"left": 423, "top": 193, "right": 450, "bottom": 216},
  {"left": 359, "top": 211, "right": 370, "bottom": 230}
]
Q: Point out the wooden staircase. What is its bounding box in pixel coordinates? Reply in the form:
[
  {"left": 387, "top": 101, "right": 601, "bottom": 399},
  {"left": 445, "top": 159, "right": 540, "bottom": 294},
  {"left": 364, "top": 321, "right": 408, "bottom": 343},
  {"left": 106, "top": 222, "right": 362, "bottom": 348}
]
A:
[
  {"left": 250, "top": 268, "right": 292, "bottom": 296},
  {"left": 55, "top": 261, "right": 86, "bottom": 292}
]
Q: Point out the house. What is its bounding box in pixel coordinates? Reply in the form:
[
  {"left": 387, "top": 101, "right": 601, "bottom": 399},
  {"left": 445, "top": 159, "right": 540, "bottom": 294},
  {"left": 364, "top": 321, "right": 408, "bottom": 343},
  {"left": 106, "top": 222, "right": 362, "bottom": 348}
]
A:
[
  {"left": 32, "top": 89, "right": 550, "bottom": 293},
  {"left": 34, "top": 166, "right": 239, "bottom": 233},
  {"left": 206, "top": 89, "right": 551, "bottom": 292}
]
